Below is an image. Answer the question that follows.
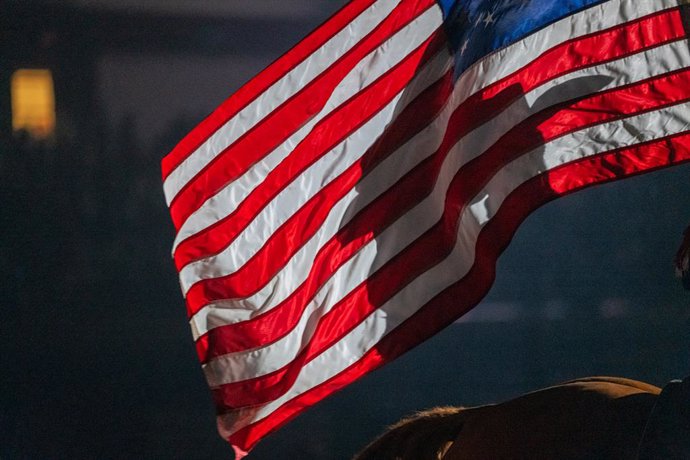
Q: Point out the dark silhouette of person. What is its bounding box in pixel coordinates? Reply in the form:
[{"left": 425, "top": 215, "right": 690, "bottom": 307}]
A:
[{"left": 674, "top": 226, "right": 690, "bottom": 290}]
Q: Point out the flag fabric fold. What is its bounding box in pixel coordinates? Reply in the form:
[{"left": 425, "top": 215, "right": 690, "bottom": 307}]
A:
[{"left": 162, "top": 0, "right": 690, "bottom": 453}]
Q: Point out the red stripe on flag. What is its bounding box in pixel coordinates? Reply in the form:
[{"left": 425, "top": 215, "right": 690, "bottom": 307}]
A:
[
  {"left": 161, "top": 0, "right": 377, "bottom": 180},
  {"left": 478, "top": 7, "right": 684, "bottom": 102},
  {"left": 226, "top": 129, "right": 690, "bottom": 453},
  {"left": 206, "top": 72, "right": 690, "bottom": 409},
  {"left": 168, "top": 0, "right": 437, "bottom": 229},
  {"left": 190, "top": 59, "right": 690, "bottom": 365},
  {"left": 173, "top": 33, "right": 444, "bottom": 271},
  {"left": 181, "top": 6, "right": 685, "bottom": 309},
  {"left": 192, "top": 71, "right": 455, "bottom": 359}
]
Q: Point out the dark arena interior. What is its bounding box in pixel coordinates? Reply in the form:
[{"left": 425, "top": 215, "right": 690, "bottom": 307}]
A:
[{"left": 2, "top": 1, "right": 690, "bottom": 458}]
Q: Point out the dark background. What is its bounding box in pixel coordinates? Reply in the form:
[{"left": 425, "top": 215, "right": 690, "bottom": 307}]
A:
[{"left": 2, "top": 1, "right": 689, "bottom": 459}]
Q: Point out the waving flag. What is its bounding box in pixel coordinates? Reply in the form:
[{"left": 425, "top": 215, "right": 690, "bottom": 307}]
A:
[{"left": 162, "top": 0, "right": 690, "bottom": 455}]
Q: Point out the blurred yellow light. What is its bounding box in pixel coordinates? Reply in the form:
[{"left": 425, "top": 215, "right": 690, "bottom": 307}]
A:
[{"left": 11, "top": 69, "right": 56, "bottom": 139}]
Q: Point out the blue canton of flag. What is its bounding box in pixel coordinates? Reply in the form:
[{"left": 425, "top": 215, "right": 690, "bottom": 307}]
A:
[{"left": 442, "top": 0, "right": 609, "bottom": 75}]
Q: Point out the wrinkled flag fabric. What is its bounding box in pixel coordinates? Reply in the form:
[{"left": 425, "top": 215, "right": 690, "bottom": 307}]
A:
[{"left": 161, "top": 0, "right": 690, "bottom": 454}]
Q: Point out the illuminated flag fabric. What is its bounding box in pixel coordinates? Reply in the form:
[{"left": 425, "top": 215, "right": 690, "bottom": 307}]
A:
[{"left": 161, "top": 0, "right": 690, "bottom": 455}]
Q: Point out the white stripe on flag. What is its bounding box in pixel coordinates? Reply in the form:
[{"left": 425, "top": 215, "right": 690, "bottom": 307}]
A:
[
  {"left": 163, "top": 0, "right": 400, "bottom": 205},
  {"left": 202, "top": 98, "right": 690, "bottom": 388},
  {"left": 456, "top": 0, "right": 679, "bottom": 103},
  {"left": 176, "top": 0, "right": 678, "bottom": 287},
  {"left": 178, "top": 89, "right": 405, "bottom": 292},
  {"left": 169, "top": 0, "right": 664, "bottom": 229},
  {"left": 189, "top": 36, "right": 690, "bottom": 339},
  {"left": 217, "top": 98, "right": 690, "bottom": 433},
  {"left": 172, "top": 7, "right": 443, "bottom": 253}
]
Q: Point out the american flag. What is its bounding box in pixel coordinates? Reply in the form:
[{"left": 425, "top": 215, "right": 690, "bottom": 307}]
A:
[{"left": 162, "top": 0, "right": 690, "bottom": 455}]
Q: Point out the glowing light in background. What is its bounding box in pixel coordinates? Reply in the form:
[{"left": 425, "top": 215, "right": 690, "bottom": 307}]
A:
[{"left": 11, "top": 69, "right": 56, "bottom": 139}]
